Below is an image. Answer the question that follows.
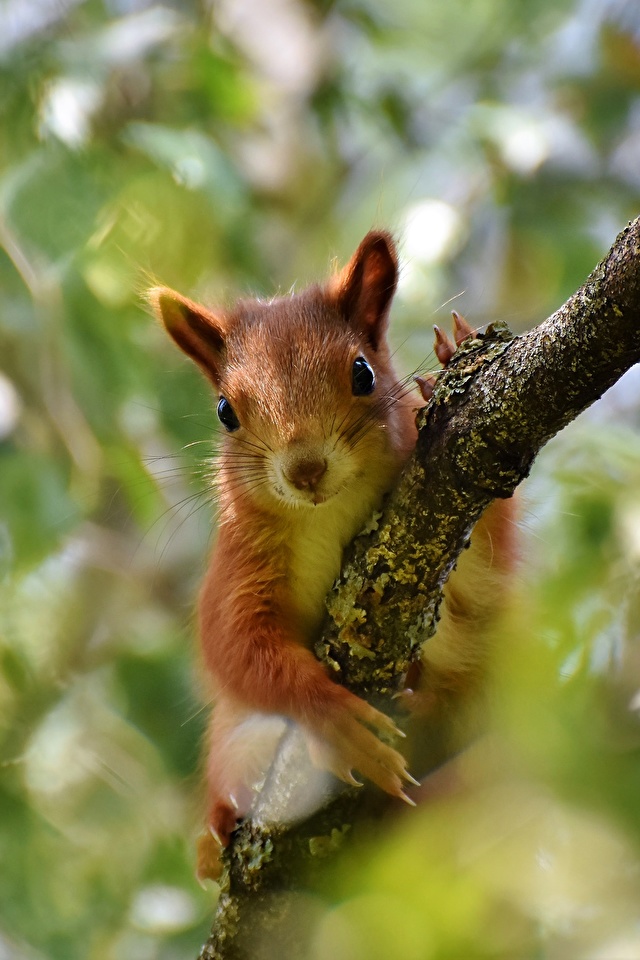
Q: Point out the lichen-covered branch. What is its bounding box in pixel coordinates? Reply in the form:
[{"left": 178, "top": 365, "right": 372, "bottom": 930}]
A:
[{"left": 198, "top": 216, "right": 640, "bottom": 960}]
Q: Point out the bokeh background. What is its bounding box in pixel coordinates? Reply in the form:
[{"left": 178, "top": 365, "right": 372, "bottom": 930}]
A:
[{"left": 1, "top": 0, "right": 640, "bottom": 957}]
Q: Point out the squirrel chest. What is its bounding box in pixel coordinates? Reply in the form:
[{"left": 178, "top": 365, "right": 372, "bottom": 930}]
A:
[{"left": 281, "top": 477, "right": 385, "bottom": 641}]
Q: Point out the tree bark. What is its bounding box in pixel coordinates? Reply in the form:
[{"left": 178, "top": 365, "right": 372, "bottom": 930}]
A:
[{"left": 197, "top": 216, "right": 640, "bottom": 960}]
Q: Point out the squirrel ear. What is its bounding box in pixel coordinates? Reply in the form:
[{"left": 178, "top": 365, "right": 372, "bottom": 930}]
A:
[
  {"left": 330, "top": 231, "right": 398, "bottom": 350},
  {"left": 148, "top": 287, "right": 226, "bottom": 386}
]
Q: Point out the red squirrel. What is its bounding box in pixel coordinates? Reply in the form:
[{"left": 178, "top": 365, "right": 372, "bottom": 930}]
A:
[{"left": 149, "top": 231, "right": 515, "bottom": 880}]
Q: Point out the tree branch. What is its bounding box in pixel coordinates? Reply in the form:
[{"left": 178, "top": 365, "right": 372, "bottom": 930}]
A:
[{"left": 197, "top": 216, "right": 640, "bottom": 960}]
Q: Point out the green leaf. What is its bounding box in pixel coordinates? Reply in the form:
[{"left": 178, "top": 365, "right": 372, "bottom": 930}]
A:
[{"left": 0, "top": 448, "right": 78, "bottom": 569}]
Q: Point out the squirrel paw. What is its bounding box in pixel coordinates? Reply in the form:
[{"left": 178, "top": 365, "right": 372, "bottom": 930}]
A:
[
  {"left": 433, "top": 310, "right": 476, "bottom": 366},
  {"left": 310, "top": 695, "right": 418, "bottom": 801},
  {"left": 197, "top": 791, "right": 249, "bottom": 883},
  {"left": 196, "top": 828, "right": 225, "bottom": 884},
  {"left": 417, "top": 312, "right": 476, "bottom": 402}
]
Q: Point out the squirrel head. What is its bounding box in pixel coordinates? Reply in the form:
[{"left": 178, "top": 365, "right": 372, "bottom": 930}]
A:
[{"left": 149, "top": 232, "right": 415, "bottom": 509}]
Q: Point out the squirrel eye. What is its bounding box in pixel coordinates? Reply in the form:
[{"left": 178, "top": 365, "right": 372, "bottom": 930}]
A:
[
  {"left": 352, "top": 357, "right": 376, "bottom": 396},
  {"left": 217, "top": 397, "right": 240, "bottom": 432}
]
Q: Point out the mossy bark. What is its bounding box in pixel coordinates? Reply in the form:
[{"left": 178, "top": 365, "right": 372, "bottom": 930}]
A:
[{"left": 198, "top": 217, "right": 640, "bottom": 960}]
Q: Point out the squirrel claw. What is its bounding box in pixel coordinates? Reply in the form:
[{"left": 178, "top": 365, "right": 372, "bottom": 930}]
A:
[
  {"left": 414, "top": 374, "right": 436, "bottom": 401},
  {"left": 433, "top": 325, "right": 456, "bottom": 366},
  {"left": 403, "top": 770, "right": 421, "bottom": 787},
  {"left": 398, "top": 790, "right": 417, "bottom": 808},
  {"left": 208, "top": 824, "right": 223, "bottom": 845},
  {"left": 345, "top": 770, "right": 364, "bottom": 788},
  {"left": 451, "top": 309, "right": 475, "bottom": 345},
  {"left": 391, "top": 688, "right": 409, "bottom": 700}
]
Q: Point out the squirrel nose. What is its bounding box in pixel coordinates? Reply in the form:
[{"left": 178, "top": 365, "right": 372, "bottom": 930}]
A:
[{"left": 286, "top": 457, "right": 327, "bottom": 491}]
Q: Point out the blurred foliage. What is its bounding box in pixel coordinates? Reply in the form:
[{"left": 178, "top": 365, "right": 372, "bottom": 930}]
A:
[{"left": 0, "top": 0, "right": 639, "bottom": 957}]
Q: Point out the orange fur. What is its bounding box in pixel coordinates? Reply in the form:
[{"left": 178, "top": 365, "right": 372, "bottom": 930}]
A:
[{"left": 150, "top": 232, "right": 514, "bottom": 880}]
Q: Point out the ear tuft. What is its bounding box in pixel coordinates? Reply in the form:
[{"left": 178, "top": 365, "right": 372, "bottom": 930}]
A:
[
  {"left": 148, "top": 286, "right": 226, "bottom": 386},
  {"left": 331, "top": 231, "right": 398, "bottom": 349}
]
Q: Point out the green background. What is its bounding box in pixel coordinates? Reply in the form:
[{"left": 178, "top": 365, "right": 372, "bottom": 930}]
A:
[{"left": 1, "top": 0, "right": 640, "bottom": 957}]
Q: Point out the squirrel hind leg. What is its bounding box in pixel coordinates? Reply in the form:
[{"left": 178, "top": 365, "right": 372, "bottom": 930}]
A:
[{"left": 198, "top": 707, "right": 287, "bottom": 881}]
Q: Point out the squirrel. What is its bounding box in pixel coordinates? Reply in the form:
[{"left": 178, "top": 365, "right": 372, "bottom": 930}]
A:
[{"left": 149, "top": 231, "right": 516, "bottom": 881}]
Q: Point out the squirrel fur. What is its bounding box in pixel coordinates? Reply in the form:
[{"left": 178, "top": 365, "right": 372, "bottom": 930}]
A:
[{"left": 149, "top": 231, "right": 516, "bottom": 880}]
